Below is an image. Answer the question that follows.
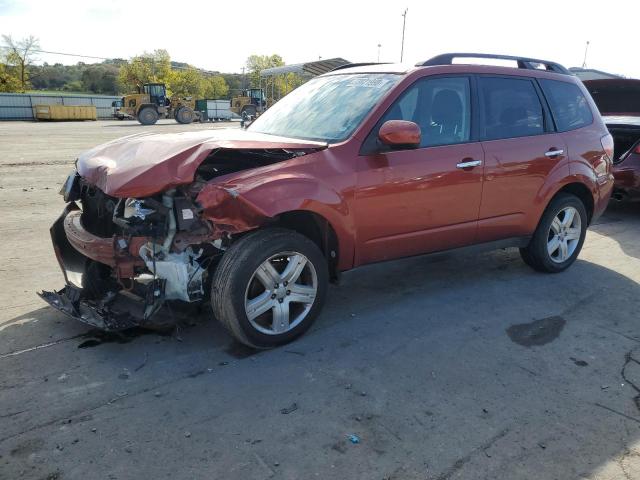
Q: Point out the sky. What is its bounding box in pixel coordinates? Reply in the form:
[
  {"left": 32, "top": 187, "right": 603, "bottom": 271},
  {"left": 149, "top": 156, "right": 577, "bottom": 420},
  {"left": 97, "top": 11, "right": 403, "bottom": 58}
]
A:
[{"left": 0, "top": 0, "right": 638, "bottom": 78}]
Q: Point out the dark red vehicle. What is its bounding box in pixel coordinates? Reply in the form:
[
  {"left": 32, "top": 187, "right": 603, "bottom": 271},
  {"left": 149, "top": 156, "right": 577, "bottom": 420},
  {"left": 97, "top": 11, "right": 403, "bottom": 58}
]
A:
[
  {"left": 40, "top": 53, "right": 614, "bottom": 348},
  {"left": 583, "top": 79, "right": 640, "bottom": 200}
]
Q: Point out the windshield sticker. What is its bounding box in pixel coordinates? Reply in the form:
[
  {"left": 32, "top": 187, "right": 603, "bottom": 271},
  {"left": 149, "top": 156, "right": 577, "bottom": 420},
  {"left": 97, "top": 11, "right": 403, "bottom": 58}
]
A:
[{"left": 345, "top": 77, "right": 392, "bottom": 88}]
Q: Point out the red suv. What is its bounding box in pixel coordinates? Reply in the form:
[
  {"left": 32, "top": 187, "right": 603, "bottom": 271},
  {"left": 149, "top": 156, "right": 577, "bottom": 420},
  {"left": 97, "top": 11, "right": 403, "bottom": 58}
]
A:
[{"left": 40, "top": 53, "right": 614, "bottom": 348}]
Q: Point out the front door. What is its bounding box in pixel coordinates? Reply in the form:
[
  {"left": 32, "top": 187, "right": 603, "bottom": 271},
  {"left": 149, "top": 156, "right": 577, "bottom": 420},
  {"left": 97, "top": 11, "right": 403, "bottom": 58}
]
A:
[{"left": 355, "top": 76, "right": 484, "bottom": 265}]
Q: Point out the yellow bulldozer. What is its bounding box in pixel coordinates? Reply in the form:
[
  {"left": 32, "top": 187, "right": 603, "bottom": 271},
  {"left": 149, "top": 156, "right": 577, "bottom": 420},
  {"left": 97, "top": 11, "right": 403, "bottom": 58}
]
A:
[
  {"left": 230, "top": 88, "right": 269, "bottom": 120},
  {"left": 114, "top": 83, "right": 200, "bottom": 125}
]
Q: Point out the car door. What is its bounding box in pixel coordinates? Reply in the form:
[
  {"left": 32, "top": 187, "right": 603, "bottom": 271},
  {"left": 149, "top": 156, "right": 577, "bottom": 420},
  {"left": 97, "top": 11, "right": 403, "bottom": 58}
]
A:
[
  {"left": 476, "top": 75, "right": 568, "bottom": 243},
  {"left": 354, "top": 75, "right": 484, "bottom": 266}
]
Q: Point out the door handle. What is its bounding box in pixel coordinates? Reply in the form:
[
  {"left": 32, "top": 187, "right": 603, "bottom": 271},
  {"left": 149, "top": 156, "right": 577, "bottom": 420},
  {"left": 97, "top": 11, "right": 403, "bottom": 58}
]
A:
[
  {"left": 545, "top": 149, "right": 564, "bottom": 158},
  {"left": 456, "top": 160, "right": 482, "bottom": 169}
]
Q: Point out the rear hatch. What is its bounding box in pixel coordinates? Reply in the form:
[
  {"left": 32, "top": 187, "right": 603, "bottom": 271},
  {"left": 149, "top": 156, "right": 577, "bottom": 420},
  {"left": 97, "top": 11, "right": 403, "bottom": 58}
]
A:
[{"left": 584, "top": 79, "right": 640, "bottom": 161}]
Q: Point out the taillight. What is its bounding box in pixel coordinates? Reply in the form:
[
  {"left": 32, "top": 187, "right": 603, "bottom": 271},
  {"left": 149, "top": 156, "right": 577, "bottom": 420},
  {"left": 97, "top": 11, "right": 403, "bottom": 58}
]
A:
[
  {"left": 634, "top": 143, "right": 640, "bottom": 155},
  {"left": 601, "top": 133, "right": 614, "bottom": 162}
]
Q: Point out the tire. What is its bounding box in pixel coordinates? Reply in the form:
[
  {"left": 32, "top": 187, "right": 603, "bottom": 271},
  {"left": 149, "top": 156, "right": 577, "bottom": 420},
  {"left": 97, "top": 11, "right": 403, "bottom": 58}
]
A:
[
  {"left": 241, "top": 105, "right": 257, "bottom": 118},
  {"left": 520, "top": 193, "right": 588, "bottom": 273},
  {"left": 175, "top": 106, "right": 194, "bottom": 124},
  {"left": 211, "top": 228, "right": 329, "bottom": 348},
  {"left": 138, "top": 107, "right": 158, "bottom": 125}
]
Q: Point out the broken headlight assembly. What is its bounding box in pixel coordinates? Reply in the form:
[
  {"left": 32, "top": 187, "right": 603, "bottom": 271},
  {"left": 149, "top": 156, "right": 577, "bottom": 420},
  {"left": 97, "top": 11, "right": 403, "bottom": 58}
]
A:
[
  {"left": 123, "top": 198, "right": 156, "bottom": 219},
  {"left": 113, "top": 196, "right": 169, "bottom": 237}
]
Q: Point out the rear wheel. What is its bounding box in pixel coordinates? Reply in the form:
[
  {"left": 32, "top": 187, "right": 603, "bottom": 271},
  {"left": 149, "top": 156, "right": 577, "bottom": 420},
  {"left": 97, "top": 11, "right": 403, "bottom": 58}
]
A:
[
  {"left": 520, "top": 193, "right": 588, "bottom": 273},
  {"left": 138, "top": 107, "right": 158, "bottom": 125},
  {"left": 211, "top": 228, "right": 328, "bottom": 348},
  {"left": 175, "top": 106, "right": 195, "bottom": 124}
]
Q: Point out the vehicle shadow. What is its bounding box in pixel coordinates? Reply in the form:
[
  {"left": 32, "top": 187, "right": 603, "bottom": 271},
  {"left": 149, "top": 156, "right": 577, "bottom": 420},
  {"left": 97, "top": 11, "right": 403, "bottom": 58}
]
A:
[
  {"left": 591, "top": 200, "right": 640, "bottom": 260},
  {"left": 3, "top": 245, "right": 640, "bottom": 478}
]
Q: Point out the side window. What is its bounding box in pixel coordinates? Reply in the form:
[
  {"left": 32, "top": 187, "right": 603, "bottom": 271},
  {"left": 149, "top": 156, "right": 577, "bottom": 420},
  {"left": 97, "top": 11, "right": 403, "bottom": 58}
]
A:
[
  {"left": 381, "top": 77, "right": 471, "bottom": 147},
  {"left": 479, "top": 77, "right": 544, "bottom": 141},
  {"left": 539, "top": 79, "right": 593, "bottom": 132}
]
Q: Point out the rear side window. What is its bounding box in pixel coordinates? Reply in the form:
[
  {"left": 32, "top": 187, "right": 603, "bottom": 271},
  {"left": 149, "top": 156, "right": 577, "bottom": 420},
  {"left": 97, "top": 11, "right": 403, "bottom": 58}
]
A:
[
  {"left": 539, "top": 79, "right": 593, "bottom": 132},
  {"left": 479, "top": 77, "right": 544, "bottom": 141}
]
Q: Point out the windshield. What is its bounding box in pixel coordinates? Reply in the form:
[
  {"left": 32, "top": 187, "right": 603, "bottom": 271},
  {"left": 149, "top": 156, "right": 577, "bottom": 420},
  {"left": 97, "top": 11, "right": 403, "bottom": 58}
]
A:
[{"left": 249, "top": 73, "right": 400, "bottom": 142}]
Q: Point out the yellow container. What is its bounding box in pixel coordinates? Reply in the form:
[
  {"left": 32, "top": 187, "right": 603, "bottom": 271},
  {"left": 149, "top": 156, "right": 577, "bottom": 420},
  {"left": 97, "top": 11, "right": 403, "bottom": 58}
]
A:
[{"left": 34, "top": 104, "right": 97, "bottom": 121}]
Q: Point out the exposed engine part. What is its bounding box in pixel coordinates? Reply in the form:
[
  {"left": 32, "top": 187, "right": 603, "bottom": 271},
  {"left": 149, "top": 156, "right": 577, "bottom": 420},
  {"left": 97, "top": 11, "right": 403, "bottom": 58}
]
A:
[
  {"left": 194, "top": 148, "right": 315, "bottom": 181},
  {"left": 112, "top": 195, "right": 169, "bottom": 238},
  {"left": 161, "top": 191, "right": 177, "bottom": 254},
  {"left": 139, "top": 244, "right": 204, "bottom": 302},
  {"left": 124, "top": 198, "right": 155, "bottom": 219},
  {"left": 174, "top": 197, "right": 199, "bottom": 231}
]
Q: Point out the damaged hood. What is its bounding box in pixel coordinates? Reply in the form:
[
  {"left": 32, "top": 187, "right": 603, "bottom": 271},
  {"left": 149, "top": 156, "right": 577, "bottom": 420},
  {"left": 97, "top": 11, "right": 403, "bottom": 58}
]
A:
[{"left": 76, "top": 128, "right": 327, "bottom": 197}]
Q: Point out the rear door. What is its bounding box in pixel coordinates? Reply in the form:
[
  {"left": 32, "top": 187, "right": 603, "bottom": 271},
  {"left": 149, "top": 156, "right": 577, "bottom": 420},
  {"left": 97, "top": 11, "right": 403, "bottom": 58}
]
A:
[{"left": 476, "top": 75, "right": 568, "bottom": 243}]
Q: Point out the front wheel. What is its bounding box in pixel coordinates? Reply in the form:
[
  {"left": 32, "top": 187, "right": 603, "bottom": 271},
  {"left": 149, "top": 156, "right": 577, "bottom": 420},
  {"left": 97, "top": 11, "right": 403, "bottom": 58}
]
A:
[
  {"left": 138, "top": 107, "right": 158, "bottom": 125},
  {"left": 520, "top": 193, "right": 588, "bottom": 273},
  {"left": 211, "top": 228, "right": 328, "bottom": 348}
]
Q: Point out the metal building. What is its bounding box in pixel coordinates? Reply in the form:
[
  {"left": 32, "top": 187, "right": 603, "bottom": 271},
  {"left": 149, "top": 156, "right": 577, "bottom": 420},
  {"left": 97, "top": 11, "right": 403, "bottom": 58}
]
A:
[
  {"left": 259, "top": 58, "right": 350, "bottom": 101},
  {"left": 0, "top": 93, "right": 120, "bottom": 120}
]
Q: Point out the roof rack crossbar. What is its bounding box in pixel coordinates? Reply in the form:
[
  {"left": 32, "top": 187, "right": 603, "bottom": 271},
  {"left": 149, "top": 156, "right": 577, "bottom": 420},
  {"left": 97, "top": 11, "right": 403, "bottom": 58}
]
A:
[{"left": 417, "top": 53, "right": 571, "bottom": 75}]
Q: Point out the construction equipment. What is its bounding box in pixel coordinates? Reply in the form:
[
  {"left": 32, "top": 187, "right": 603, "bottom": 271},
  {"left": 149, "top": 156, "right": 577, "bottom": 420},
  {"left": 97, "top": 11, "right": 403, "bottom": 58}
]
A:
[
  {"left": 230, "top": 88, "right": 267, "bottom": 119},
  {"left": 114, "top": 83, "right": 199, "bottom": 125}
]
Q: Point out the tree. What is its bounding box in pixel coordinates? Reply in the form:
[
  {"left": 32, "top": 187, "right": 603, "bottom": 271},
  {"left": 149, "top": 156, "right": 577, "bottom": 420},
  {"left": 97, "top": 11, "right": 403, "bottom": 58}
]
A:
[
  {"left": 0, "top": 62, "right": 20, "bottom": 92},
  {"left": 203, "top": 75, "right": 229, "bottom": 99},
  {"left": 118, "top": 49, "right": 171, "bottom": 93},
  {"left": 2, "top": 35, "right": 39, "bottom": 92},
  {"left": 169, "top": 66, "right": 205, "bottom": 97},
  {"left": 245, "top": 54, "right": 284, "bottom": 88},
  {"left": 81, "top": 64, "right": 118, "bottom": 94}
]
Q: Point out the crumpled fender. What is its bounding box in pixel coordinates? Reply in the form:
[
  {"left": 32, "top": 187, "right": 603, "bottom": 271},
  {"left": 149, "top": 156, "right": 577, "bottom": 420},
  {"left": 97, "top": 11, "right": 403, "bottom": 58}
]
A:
[{"left": 196, "top": 172, "right": 355, "bottom": 269}]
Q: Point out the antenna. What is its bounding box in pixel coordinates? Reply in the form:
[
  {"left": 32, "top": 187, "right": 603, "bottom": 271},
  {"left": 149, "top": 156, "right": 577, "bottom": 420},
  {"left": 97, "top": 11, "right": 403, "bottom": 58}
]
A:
[
  {"left": 400, "top": 8, "right": 408, "bottom": 62},
  {"left": 582, "top": 40, "right": 590, "bottom": 68}
]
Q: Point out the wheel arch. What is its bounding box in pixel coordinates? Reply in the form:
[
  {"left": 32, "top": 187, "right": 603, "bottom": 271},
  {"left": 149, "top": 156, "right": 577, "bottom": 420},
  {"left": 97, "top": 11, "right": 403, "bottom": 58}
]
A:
[
  {"left": 274, "top": 210, "right": 341, "bottom": 282},
  {"left": 137, "top": 103, "right": 158, "bottom": 114},
  {"left": 553, "top": 182, "right": 595, "bottom": 224}
]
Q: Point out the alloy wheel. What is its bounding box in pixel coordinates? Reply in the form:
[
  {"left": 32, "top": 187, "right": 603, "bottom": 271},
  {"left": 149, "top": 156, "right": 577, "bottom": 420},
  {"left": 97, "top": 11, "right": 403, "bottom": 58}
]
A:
[
  {"left": 244, "top": 251, "right": 318, "bottom": 335},
  {"left": 547, "top": 206, "right": 582, "bottom": 263}
]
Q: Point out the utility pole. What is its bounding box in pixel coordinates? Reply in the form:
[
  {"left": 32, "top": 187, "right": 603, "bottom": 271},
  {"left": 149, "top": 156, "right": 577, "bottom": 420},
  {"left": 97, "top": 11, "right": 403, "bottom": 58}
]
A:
[
  {"left": 400, "top": 8, "right": 408, "bottom": 62},
  {"left": 582, "top": 40, "right": 590, "bottom": 68},
  {"left": 377, "top": 44, "right": 382, "bottom": 63}
]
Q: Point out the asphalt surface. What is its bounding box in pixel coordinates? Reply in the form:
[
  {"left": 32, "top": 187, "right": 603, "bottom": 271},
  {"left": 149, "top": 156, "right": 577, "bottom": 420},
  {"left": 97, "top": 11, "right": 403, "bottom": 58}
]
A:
[{"left": 1, "top": 120, "right": 640, "bottom": 480}]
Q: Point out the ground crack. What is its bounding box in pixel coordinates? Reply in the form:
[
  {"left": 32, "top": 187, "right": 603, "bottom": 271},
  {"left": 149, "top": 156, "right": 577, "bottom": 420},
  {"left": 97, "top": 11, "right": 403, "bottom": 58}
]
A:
[{"left": 621, "top": 348, "right": 640, "bottom": 412}]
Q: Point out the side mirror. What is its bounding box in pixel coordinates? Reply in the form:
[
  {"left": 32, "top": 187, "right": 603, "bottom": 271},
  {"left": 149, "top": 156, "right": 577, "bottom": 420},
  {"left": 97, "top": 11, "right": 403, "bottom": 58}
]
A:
[{"left": 378, "top": 120, "right": 421, "bottom": 149}]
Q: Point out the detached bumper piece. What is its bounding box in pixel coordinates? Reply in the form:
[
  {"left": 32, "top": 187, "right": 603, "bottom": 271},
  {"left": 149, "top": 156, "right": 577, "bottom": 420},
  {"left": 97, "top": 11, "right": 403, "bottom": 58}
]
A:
[{"left": 38, "top": 280, "right": 169, "bottom": 332}]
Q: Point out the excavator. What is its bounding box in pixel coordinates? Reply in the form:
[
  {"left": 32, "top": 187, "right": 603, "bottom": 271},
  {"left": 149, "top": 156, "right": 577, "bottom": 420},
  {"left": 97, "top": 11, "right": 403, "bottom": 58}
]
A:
[{"left": 114, "top": 83, "right": 199, "bottom": 125}]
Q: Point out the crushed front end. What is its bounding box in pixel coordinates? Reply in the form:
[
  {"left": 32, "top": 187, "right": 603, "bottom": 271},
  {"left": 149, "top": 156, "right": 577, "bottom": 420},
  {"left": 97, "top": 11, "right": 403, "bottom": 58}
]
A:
[{"left": 39, "top": 172, "right": 219, "bottom": 331}]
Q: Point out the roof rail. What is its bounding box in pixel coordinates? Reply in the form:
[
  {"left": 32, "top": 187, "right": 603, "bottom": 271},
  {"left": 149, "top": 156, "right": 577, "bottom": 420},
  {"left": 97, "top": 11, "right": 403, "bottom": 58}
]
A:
[
  {"left": 330, "top": 62, "right": 388, "bottom": 72},
  {"left": 417, "top": 53, "right": 571, "bottom": 75}
]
